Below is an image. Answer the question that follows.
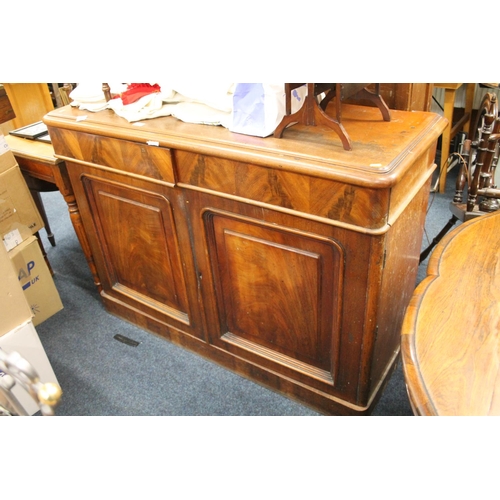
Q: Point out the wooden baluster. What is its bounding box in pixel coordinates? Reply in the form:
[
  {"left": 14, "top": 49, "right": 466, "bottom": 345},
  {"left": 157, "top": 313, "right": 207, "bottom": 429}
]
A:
[
  {"left": 480, "top": 119, "right": 500, "bottom": 190},
  {"left": 468, "top": 112, "right": 496, "bottom": 212},
  {"left": 479, "top": 128, "right": 500, "bottom": 212},
  {"left": 491, "top": 142, "right": 499, "bottom": 187},
  {"left": 454, "top": 139, "right": 470, "bottom": 203}
]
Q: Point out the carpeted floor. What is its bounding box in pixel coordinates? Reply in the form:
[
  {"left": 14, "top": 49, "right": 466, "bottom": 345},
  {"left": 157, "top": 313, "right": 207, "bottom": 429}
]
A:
[{"left": 32, "top": 163, "right": 459, "bottom": 416}]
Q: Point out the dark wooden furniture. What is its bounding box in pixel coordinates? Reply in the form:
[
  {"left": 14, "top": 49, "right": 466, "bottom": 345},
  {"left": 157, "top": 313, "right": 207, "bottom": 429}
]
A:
[
  {"left": 453, "top": 92, "right": 500, "bottom": 216},
  {"left": 274, "top": 84, "right": 390, "bottom": 151},
  {"left": 402, "top": 210, "right": 500, "bottom": 415},
  {"left": 44, "top": 103, "right": 445, "bottom": 415},
  {"left": 420, "top": 92, "right": 500, "bottom": 262}
]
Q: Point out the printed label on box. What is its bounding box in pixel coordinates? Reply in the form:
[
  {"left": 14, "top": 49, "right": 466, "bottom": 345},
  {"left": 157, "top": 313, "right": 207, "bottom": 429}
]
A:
[
  {"left": 3, "top": 228, "right": 23, "bottom": 251},
  {"left": 0, "top": 135, "right": 9, "bottom": 155}
]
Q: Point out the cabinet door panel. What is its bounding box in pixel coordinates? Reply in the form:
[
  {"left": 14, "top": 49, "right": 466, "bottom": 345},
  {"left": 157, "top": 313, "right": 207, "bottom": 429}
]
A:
[
  {"left": 74, "top": 170, "right": 199, "bottom": 334},
  {"left": 205, "top": 209, "right": 344, "bottom": 386}
]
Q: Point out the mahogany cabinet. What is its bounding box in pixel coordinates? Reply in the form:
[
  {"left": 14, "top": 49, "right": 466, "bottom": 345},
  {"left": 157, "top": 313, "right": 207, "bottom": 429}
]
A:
[{"left": 44, "top": 103, "right": 446, "bottom": 415}]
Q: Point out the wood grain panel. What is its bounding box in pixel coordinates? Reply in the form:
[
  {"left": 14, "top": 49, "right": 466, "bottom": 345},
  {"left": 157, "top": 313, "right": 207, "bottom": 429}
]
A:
[
  {"left": 387, "top": 147, "right": 436, "bottom": 225},
  {"left": 49, "top": 128, "right": 175, "bottom": 183},
  {"left": 177, "top": 150, "right": 389, "bottom": 229},
  {"left": 81, "top": 175, "right": 191, "bottom": 326},
  {"left": 368, "top": 178, "right": 432, "bottom": 394},
  {"left": 402, "top": 211, "right": 500, "bottom": 415},
  {"left": 221, "top": 231, "right": 321, "bottom": 360},
  {"left": 204, "top": 210, "right": 344, "bottom": 384},
  {"left": 14, "top": 156, "right": 54, "bottom": 184}
]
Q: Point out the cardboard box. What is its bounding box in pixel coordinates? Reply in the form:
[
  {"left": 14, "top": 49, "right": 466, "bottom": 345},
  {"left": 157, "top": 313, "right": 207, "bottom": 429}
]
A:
[
  {"left": 0, "top": 320, "right": 60, "bottom": 415},
  {"left": 0, "top": 135, "right": 44, "bottom": 248},
  {"left": 9, "top": 235, "right": 63, "bottom": 326},
  {"left": 0, "top": 237, "right": 32, "bottom": 337}
]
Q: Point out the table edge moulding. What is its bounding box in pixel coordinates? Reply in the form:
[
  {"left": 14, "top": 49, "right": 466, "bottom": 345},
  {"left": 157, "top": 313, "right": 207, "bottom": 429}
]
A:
[
  {"left": 401, "top": 210, "right": 500, "bottom": 416},
  {"left": 43, "top": 103, "right": 446, "bottom": 415}
]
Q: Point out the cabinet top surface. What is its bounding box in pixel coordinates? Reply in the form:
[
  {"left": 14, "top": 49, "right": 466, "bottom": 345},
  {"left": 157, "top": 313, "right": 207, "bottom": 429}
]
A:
[{"left": 44, "top": 103, "right": 446, "bottom": 187}]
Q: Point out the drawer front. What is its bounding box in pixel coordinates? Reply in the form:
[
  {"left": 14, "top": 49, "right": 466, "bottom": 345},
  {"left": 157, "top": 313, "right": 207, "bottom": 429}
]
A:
[
  {"left": 16, "top": 156, "right": 56, "bottom": 184},
  {"left": 176, "top": 150, "right": 390, "bottom": 231},
  {"left": 49, "top": 127, "right": 175, "bottom": 184}
]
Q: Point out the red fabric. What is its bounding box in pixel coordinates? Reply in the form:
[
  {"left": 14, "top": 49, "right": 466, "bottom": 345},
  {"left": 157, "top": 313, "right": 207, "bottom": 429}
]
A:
[{"left": 119, "top": 83, "right": 161, "bottom": 105}]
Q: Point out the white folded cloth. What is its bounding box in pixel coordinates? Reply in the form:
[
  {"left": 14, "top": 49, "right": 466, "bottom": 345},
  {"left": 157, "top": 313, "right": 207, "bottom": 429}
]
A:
[
  {"left": 107, "top": 93, "right": 177, "bottom": 122},
  {"left": 171, "top": 101, "right": 232, "bottom": 128},
  {"left": 69, "top": 83, "right": 235, "bottom": 129}
]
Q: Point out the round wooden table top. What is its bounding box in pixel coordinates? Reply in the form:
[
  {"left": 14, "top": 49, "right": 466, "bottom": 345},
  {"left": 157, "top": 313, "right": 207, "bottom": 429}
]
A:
[{"left": 402, "top": 210, "right": 500, "bottom": 415}]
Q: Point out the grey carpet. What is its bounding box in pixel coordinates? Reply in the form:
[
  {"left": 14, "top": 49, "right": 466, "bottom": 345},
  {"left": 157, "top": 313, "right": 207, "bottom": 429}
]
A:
[{"left": 33, "top": 166, "right": 459, "bottom": 416}]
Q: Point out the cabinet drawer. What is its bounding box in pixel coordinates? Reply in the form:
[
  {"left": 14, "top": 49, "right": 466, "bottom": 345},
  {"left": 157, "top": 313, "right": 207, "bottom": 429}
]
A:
[
  {"left": 16, "top": 156, "right": 56, "bottom": 184},
  {"left": 176, "top": 150, "right": 389, "bottom": 230},
  {"left": 49, "top": 127, "right": 175, "bottom": 184}
]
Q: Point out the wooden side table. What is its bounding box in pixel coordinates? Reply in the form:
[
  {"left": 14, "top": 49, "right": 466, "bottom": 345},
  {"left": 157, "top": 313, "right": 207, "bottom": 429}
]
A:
[
  {"left": 5, "top": 134, "right": 63, "bottom": 184},
  {"left": 434, "top": 83, "right": 476, "bottom": 192},
  {"left": 402, "top": 210, "right": 500, "bottom": 415},
  {"left": 4, "top": 134, "right": 101, "bottom": 290},
  {"left": 5, "top": 135, "right": 61, "bottom": 246}
]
